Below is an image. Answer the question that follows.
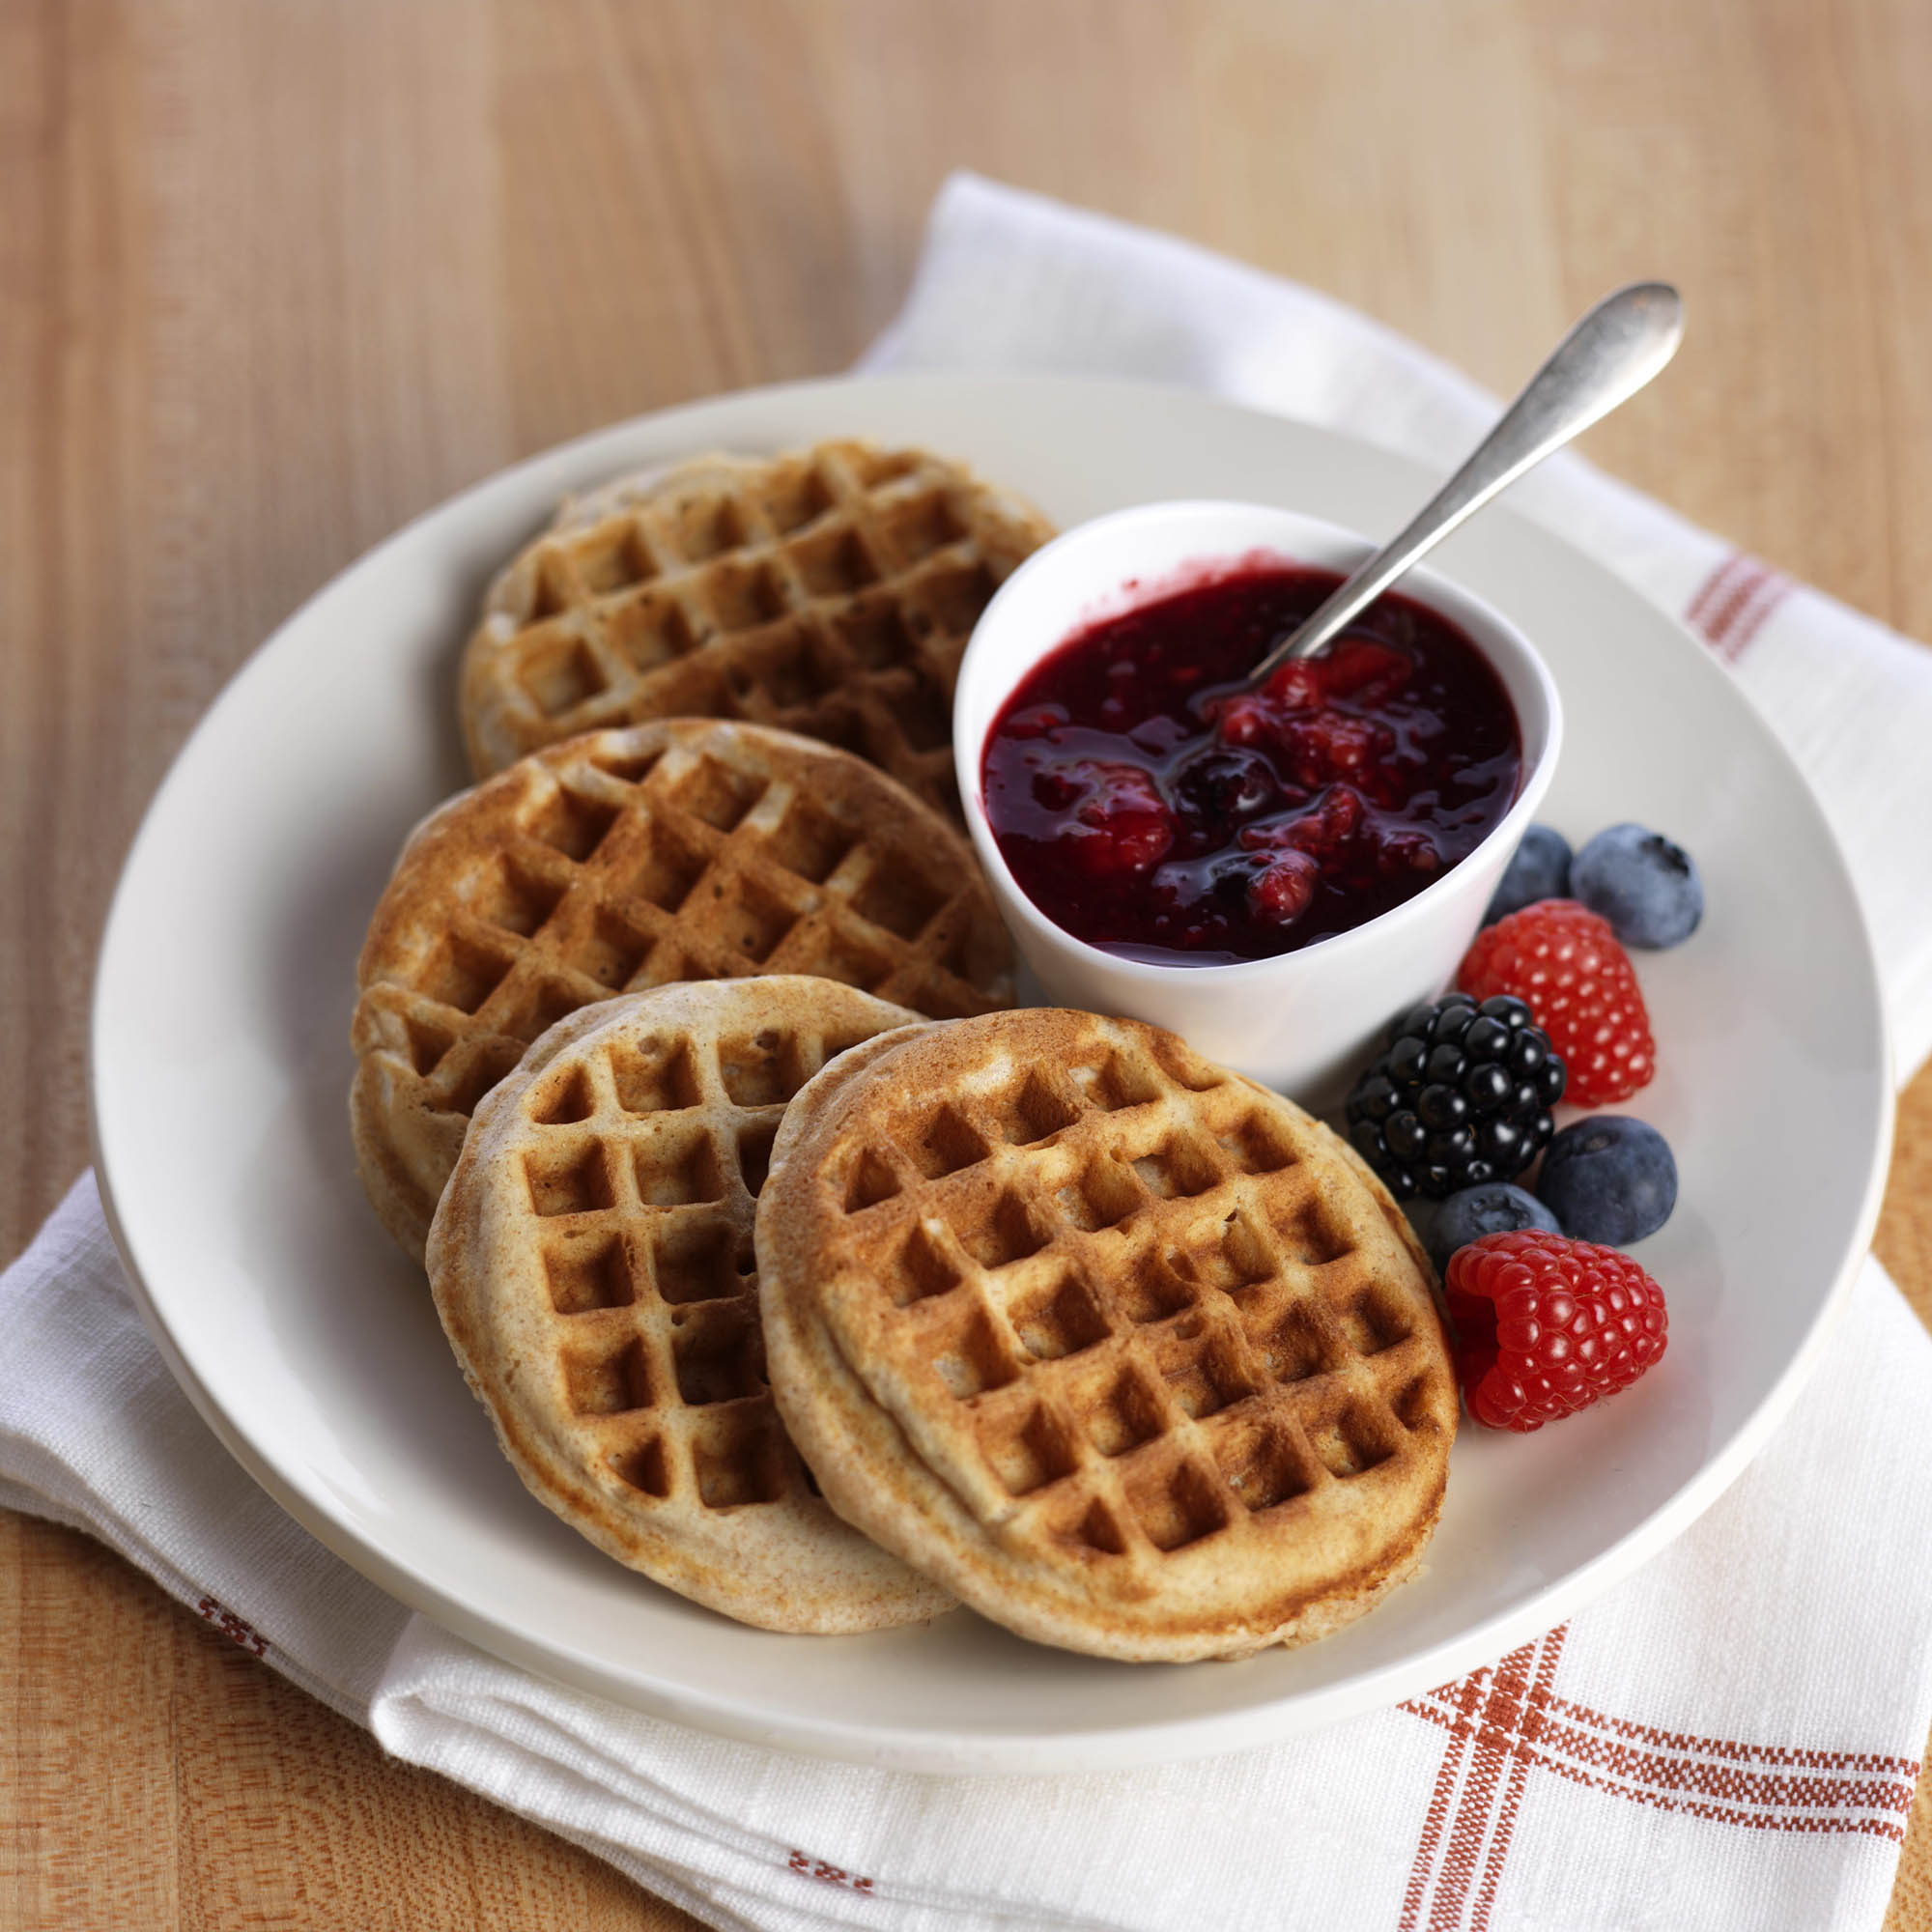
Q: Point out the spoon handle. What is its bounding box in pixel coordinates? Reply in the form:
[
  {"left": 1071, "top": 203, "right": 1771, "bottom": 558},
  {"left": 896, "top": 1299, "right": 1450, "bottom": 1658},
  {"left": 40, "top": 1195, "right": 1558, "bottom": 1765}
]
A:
[{"left": 1253, "top": 281, "right": 1684, "bottom": 677}]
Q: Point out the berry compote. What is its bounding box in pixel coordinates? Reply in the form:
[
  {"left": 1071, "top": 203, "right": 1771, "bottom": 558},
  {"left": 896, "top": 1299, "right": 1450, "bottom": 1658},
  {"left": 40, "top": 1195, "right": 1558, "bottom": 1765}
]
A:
[{"left": 981, "top": 561, "right": 1521, "bottom": 964}]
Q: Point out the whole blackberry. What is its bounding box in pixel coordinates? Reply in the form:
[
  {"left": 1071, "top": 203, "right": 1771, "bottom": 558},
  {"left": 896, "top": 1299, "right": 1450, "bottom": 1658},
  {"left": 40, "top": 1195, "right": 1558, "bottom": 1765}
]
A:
[{"left": 1346, "top": 992, "right": 1565, "bottom": 1200}]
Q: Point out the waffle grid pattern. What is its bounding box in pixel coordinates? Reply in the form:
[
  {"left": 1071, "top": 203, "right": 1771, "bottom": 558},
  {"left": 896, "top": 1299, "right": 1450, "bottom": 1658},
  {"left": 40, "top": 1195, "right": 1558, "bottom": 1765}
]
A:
[
  {"left": 359, "top": 724, "right": 1010, "bottom": 1149},
  {"left": 463, "top": 442, "right": 1055, "bottom": 816},
  {"left": 815, "top": 1029, "right": 1448, "bottom": 1578},
  {"left": 501, "top": 1009, "right": 901, "bottom": 1516}
]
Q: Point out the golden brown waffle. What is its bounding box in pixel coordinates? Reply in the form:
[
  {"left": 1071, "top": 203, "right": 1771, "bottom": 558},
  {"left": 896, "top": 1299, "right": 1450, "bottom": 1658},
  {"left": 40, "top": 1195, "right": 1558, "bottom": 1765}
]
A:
[
  {"left": 351, "top": 720, "right": 1015, "bottom": 1260},
  {"left": 757, "top": 1009, "right": 1459, "bottom": 1662},
  {"left": 459, "top": 440, "right": 1057, "bottom": 817},
  {"left": 427, "top": 978, "right": 952, "bottom": 1632}
]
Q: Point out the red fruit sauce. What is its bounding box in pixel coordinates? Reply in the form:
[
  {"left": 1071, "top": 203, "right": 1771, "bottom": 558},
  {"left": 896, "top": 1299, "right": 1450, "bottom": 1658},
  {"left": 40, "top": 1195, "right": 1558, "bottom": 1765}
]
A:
[{"left": 980, "top": 561, "right": 1521, "bottom": 964}]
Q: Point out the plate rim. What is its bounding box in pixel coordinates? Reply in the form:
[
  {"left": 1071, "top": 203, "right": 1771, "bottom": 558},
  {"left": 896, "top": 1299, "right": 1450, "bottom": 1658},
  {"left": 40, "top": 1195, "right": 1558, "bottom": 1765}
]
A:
[{"left": 88, "top": 370, "right": 1897, "bottom": 1771}]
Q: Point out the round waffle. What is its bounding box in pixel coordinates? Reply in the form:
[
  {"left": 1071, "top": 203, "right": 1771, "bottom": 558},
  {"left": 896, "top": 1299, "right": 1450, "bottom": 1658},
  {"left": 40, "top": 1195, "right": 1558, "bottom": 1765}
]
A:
[
  {"left": 352, "top": 719, "right": 1015, "bottom": 1260},
  {"left": 458, "top": 440, "right": 1056, "bottom": 818},
  {"left": 426, "top": 977, "right": 952, "bottom": 1633},
  {"left": 756, "top": 1009, "right": 1459, "bottom": 1662}
]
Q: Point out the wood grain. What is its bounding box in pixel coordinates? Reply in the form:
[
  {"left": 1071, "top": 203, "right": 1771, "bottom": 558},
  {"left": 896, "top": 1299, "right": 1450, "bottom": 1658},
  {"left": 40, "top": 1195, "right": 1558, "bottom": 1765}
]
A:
[{"left": 2, "top": 1, "right": 1930, "bottom": 1925}]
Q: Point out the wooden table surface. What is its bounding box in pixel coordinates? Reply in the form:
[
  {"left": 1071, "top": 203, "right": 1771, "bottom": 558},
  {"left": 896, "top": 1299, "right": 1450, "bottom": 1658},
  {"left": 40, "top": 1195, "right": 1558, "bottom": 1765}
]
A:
[{"left": 5, "top": 1, "right": 1932, "bottom": 1924}]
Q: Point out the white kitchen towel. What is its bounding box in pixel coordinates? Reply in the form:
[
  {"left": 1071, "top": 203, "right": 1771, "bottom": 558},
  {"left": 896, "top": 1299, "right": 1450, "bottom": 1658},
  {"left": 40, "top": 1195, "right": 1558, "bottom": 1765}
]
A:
[{"left": 5, "top": 172, "right": 1932, "bottom": 1932}]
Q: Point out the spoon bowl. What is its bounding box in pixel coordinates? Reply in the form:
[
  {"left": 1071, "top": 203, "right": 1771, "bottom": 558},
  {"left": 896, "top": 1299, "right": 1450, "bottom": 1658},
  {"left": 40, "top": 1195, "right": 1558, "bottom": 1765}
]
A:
[{"left": 1252, "top": 281, "right": 1684, "bottom": 681}]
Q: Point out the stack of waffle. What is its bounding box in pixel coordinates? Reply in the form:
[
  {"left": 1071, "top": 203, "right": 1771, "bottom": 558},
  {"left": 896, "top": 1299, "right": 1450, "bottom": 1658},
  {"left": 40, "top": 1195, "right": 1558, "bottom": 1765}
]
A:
[{"left": 349, "top": 440, "right": 1458, "bottom": 1657}]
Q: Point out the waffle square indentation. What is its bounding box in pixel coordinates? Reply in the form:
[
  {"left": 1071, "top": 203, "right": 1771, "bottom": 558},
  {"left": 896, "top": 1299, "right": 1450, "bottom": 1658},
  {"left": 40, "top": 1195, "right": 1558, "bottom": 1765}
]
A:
[
  {"left": 469, "top": 856, "right": 567, "bottom": 938},
  {"left": 841, "top": 1148, "right": 901, "bottom": 1213},
  {"left": 648, "top": 1219, "right": 748, "bottom": 1305},
  {"left": 417, "top": 935, "right": 514, "bottom": 1016},
  {"left": 526, "top": 786, "right": 620, "bottom": 863},
  {"left": 722, "top": 879, "right": 800, "bottom": 966},
  {"left": 1086, "top": 1371, "right": 1165, "bottom": 1458},
  {"left": 1396, "top": 1373, "right": 1446, "bottom": 1431},
  {"left": 525, "top": 1141, "right": 617, "bottom": 1218},
  {"left": 909, "top": 1105, "right": 990, "bottom": 1180},
  {"left": 828, "top": 599, "right": 919, "bottom": 669},
  {"left": 574, "top": 525, "right": 656, "bottom": 596},
  {"left": 983, "top": 1404, "right": 1080, "bottom": 1498},
  {"left": 1183, "top": 1211, "right": 1275, "bottom": 1294},
  {"left": 874, "top": 490, "right": 966, "bottom": 565},
  {"left": 884, "top": 1224, "right": 962, "bottom": 1307},
  {"left": 931, "top": 1305, "right": 1020, "bottom": 1399},
  {"left": 671, "top": 756, "right": 765, "bottom": 834},
  {"left": 1131, "top": 1131, "right": 1222, "bottom": 1201},
  {"left": 735, "top": 1120, "right": 778, "bottom": 1196},
  {"left": 1157, "top": 1332, "right": 1256, "bottom": 1421},
  {"left": 959, "top": 1192, "right": 1049, "bottom": 1272},
  {"left": 1008, "top": 1271, "right": 1108, "bottom": 1360},
  {"left": 715, "top": 1029, "right": 798, "bottom": 1108},
  {"left": 1211, "top": 1419, "right": 1312, "bottom": 1514},
  {"left": 786, "top": 526, "right": 879, "bottom": 596},
  {"left": 633, "top": 1123, "right": 723, "bottom": 1207},
  {"left": 854, "top": 448, "right": 921, "bottom": 489},
  {"left": 619, "top": 821, "right": 706, "bottom": 913},
  {"left": 912, "top": 559, "right": 999, "bottom": 635},
  {"left": 987, "top": 1072, "right": 1080, "bottom": 1148},
  {"left": 851, "top": 865, "right": 946, "bottom": 941},
  {"left": 1054, "top": 1158, "right": 1140, "bottom": 1235},
  {"left": 579, "top": 907, "right": 653, "bottom": 990},
  {"left": 1249, "top": 1303, "right": 1339, "bottom": 1384},
  {"left": 1067, "top": 1051, "right": 1161, "bottom": 1113},
  {"left": 1117, "top": 1248, "right": 1196, "bottom": 1324},
  {"left": 498, "top": 976, "right": 580, "bottom": 1045},
  {"left": 814, "top": 928, "right": 895, "bottom": 995},
  {"left": 1276, "top": 1203, "right": 1352, "bottom": 1268},
  {"left": 1216, "top": 1112, "right": 1299, "bottom": 1175},
  {"left": 434, "top": 1038, "right": 527, "bottom": 1119},
  {"left": 755, "top": 468, "right": 833, "bottom": 535},
  {"left": 1307, "top": 1405, "right": 1398, "bottom": 1481},
  {"left": 1049, "top": 1496, "right": 1128, "bottom": 1556},
  {"left": 611, "top": 1435, "right": 672, "bottom": 1498},
  {"left": 401, "top": 1012, "right": 454, "bottom": 1077},
  {"left": 671, "top": 1303, "right": 763, "bottom": 1406},
  {"left": 607, "top": 596, "right": 696, "bottom": 674},
  {"left": 563, "top": 1336, "right": 652, "bottom": 1416},
  {"left": 739, "top": 631, "right": 838, "bottom": 710},
  {"left": 886, "top": 679, "right": 951, "bottom": 753},
  {"left": 666, "top": 495, "right": 749, "bottom": 564},
  {"left": 1124, "top": 1458, "right": 1227, "bottom": 1552},
  {"left": 527, "top": 1065, "right": 595, "bottom": 1126},
  {"left": 608, "top": 1035, "right": 702, "bottom": 1115},
  {"left": 544, "top": 1231, "right": 636, "bottom": 1313},
  {"left": 689, "top": 1412, "right": 787, "bottom": 1509},
  {"left": 762, "top": 797, "right": 856, "bottom": 885},
  {"left": 521, "top": 633, "right": 607, "bottom": 717},
  {"left": 1337, "top": 1291, "right": 1412, "bottom": 1358},
  {"left": 702, "top": 559, "right": 788, "bottom": 634}
]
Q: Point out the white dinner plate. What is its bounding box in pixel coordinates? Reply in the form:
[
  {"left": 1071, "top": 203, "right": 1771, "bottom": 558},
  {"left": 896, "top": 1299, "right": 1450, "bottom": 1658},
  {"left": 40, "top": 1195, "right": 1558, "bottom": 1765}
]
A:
[{"left": 91, "top": 376, "right": 1891, "bottom": 1772}]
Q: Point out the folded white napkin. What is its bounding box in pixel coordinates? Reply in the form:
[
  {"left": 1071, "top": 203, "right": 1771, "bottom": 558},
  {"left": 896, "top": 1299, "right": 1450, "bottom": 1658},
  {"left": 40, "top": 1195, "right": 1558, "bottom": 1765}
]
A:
[{"left": 7, "top": 173, "right": 1932, "bottom": 1932}]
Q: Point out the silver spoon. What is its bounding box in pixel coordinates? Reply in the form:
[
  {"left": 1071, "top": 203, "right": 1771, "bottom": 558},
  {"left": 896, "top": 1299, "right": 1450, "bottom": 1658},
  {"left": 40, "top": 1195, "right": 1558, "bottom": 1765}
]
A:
[{"left": 1249, "top": 281, "right": 1684, "bottom": 681}]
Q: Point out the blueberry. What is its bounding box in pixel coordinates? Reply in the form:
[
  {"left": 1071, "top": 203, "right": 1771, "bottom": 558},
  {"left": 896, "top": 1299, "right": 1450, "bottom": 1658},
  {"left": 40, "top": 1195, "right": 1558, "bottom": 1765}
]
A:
[
  {"left": 1425, "top": 1183, "right": 1563, "bottom": 1270},
  {"left": 1536, "top": 1116, "right": 1678, "bottom": 1245},
  {"left": 1175, "top": 749, "right": 1278, "bottom": 823},
  {"left": 1483, "top": 823, "right": 1572, "bottom": 923},
  {"left": 1571, "top": 823, "right": 1703, "bottom": 949}
]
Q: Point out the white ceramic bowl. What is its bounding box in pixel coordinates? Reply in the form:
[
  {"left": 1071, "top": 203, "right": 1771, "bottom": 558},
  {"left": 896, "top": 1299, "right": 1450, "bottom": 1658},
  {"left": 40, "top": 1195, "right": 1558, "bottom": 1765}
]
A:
[{"left": 954, "top": 501, "right": 1564, "bottom": 1103}]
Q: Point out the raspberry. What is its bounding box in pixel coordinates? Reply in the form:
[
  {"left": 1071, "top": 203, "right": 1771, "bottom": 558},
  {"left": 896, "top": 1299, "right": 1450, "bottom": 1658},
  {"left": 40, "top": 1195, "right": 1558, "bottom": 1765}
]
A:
[
  {"left": 1445, "top": 1231, "right": 1668, "bottom": 1432},
  {"left": 1458, "top": 899, "right": 1655, "bottom": 1104},
  {"left": 1054, "top": 760, "right": 1176, "bottom": 876},
  {"left": 1245, "top": 850, "right": 1318, "bottom": 925}
]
